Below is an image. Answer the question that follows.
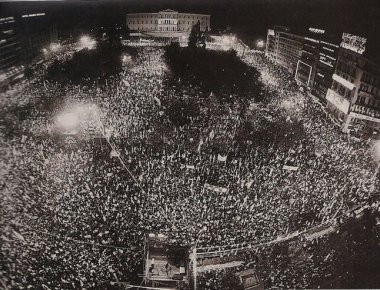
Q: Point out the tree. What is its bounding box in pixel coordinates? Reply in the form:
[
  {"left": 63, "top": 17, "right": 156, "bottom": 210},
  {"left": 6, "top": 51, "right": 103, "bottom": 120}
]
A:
[{"left": 188, "top": 21, "right": 204, "bottom": 49}]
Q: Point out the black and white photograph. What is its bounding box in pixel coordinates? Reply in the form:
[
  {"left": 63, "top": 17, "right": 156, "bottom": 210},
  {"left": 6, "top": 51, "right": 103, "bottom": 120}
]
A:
[{"left": 1, "top": 0, "right": 380, "bottom": 289}]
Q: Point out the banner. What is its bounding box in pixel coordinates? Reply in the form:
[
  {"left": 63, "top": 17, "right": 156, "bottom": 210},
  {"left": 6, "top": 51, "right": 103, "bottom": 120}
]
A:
[
  {"left": 204, "top": 183, "right": 228, "bottom": 193},
  {"left": 154, "top": 96, "right": 161, "bottom": 106},
  {"left": 283, "top": 165, "right": 299, "bottom": 171},
  {"left": 217, "top": 154, "right": 227, "bottom": 162},
  {"left": 340, "top": 33, "right": 366, "bottom": 54}
]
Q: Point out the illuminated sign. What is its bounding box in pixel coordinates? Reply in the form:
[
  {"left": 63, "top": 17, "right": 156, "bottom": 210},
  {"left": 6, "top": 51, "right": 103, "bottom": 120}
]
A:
[
  {"left": 268, "top": 29, "right": 275, "bottom": 36},
  {"left": 0, "top": 17, "right": 14, "bottom": 22},
  {"left": 350, "top": 112, "right": 380, "bottom": 124},
  {"left": 332, "top": 73, "right": 355, "bottom": 90},
  {"left": 319, "top": 59, "right": 333, "bottom": 67},
  {"left": 326, "top": 89, "right": 350, "bottom": 114},
  {"left": 321, "top": 40, "right": 339, "bottom": 48},
  {"left": 305, "top": 37, "right": 319, "bottom": 43},
  {"left": 340, "top": 33, "right": 366, "bottom": 54},
  {"left": 22, "top": 13, "right": 45, "bottom": 18},
  {"left": 295, "top": 60, "right": 312, "bottom": 86},
  {"left": 322, "top": 46, "right": 334, "bottom": 52},
  {"left": 309, "top": 27, "right": 325, "bottom": 34}
]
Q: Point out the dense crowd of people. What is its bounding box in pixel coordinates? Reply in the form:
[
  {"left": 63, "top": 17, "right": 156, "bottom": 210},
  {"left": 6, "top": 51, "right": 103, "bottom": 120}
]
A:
[{"left": 0, "top": 40, "right": 379, "bottom": 289}]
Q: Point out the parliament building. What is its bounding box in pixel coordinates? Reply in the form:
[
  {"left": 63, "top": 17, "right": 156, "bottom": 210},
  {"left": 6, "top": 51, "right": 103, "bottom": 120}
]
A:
[{"left": 126, "top": 9, "right": 210, "bottom": 34}]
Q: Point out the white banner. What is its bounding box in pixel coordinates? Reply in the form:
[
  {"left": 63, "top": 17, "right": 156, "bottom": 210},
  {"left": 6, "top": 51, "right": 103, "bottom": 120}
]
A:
[
  {"left": 204, "top": 183, "right": 228, "bottom": 193},
  {"left": 217, "top": 154, "right": 227, "bottom": 162},
  {"left": 283, "top": 165, "right": 299, "bottom": 171},
  {"left": 326, "top": 88, "right": 350, "bottom": 114}
]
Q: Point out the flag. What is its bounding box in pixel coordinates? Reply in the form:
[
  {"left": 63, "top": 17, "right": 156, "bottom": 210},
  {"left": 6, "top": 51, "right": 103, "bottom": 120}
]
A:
[
  {"left": 197, "top": 138, "right": 204, "bottom": 153},
  {"left": 283, "top": 165, "right": 298, "bottom": 171},
  {"left": 204, "top": 183, "right": 228, "bottom": 193},
  {"left": 209, "top": 130, "right": 215, "bottom": 140},
  {"left": 246, "top": 179, "right": 253, "bottom": 189},
  {"left": 154, "top": 96, "right": 161, "bottom": 106},
  {"left": 217, "top": 154, "right": 227, "bottom": 162}
]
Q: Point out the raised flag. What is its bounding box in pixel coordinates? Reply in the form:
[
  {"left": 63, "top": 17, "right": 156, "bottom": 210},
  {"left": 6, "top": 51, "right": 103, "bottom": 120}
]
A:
[
  {"left": 154, "top": 96, "right": 161, "bottom": 106},
  {"left": 204, "top": 183, "right": 228, "bottom": 193},
  {"left": 283, "top": 165, "right": 299, "bottom": 171},
  {"left": 197, "top": 138, "right": 204, "bottom": 153},
  {"left": 217, "top": 154, "right": 227, "bottom": 162}
]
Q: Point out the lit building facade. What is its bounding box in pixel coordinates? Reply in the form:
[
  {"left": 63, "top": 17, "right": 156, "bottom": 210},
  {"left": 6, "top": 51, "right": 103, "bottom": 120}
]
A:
[
  {"left": 265, "top": 27, "right": 304, "bottom": 74},
  {"left": 0, "top": 13, "right": 57, "bottom": 88},
  {"left": 326, "top": 41, "right": 380, "bottom": 135},
  {"left": 294, "top": 28, "right": 340, "bottom": 101},
  {"left": 266, "top": 27, "right": 380, "bottom": 136},
  {"left": 311, "top": 38, "right": 340, "bottom": 101},
  {"left": 0, "top": 16, "right": 22, "bottom": 86},
  {"left": 126, "top": 9, "right": 210, "bottom": 34}
]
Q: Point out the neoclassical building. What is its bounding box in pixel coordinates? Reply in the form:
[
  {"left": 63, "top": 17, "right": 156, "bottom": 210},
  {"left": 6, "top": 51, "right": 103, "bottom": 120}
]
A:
[{"left": 126, "top": 9, "right": 210, "bottom": 33}]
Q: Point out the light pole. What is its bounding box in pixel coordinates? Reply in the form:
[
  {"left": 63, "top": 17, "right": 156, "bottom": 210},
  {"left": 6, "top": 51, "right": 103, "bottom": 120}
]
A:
[{"left": 193, "top": 226, "right": 207, "bottom": 290}]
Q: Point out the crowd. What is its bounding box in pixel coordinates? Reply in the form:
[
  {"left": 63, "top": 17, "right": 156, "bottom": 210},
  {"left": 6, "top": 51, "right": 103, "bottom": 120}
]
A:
[{"left": 0, "top": 40, "right": 379, "bottom": 289}]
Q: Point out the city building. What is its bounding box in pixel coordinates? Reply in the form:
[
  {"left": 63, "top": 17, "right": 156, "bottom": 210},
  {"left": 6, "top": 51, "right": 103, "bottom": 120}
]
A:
[
  {"left": 0, "top": 12, "right": 57, "bottom": 88},
  {"left": 265, "top": 26, "right": 380, "bottom": 135},
  {"left": 126, "top": 9, "right": 210, "bottom": 36},
  {"left": 265, "top": 27, "right": 304, "bottom": 74},
  {"left": 326, "top": 33, "right": 380, "bottom": 135},
  {"left": 0, "top": 16, "right": 23, "bottom": 87},
  {"left": 294, "top": 28, "right": 340, "bottom": 101},
  {"left": 311, "top": 36, "right": 340, "bottom": 101}
]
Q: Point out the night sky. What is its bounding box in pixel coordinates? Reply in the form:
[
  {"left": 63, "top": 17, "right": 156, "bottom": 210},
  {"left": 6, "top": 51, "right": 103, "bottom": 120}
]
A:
[{"left": 1, "top": 0, "right": 379, "bottom": 60}]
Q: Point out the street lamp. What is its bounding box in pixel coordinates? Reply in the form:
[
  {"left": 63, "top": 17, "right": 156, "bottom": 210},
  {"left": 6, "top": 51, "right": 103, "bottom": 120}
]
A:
[
  {"left": 256, "top": 39, "right": 265, "bottom": 49},
  {"left": 193, "top": 225, "right": 207, "bottom": 290},
  {"left": 78, "top": 35, "right": 96, "bottom": 50}
]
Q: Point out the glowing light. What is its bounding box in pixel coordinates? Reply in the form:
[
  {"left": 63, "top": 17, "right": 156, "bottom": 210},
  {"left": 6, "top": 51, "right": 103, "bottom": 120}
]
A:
[
  {"left": 55, "top": 103, "right": 101, "bottom": 135},
  {"left": 309, "top": 27, "right": 325, "bottom": 34},
  {"left": 122, "top": 54, "right": 132, "bottom": 63},
  {"left": 256, "top": 40, "right": 265, "bottom": 48},
  {"left": 78, "top": 35, "right": 96, "bottom": 50},
  {"left": 49, "top": 43, "right": 61, "bottom": 52},
  {"left": 56, "top": 112, "right": 79, "bottom": 132}
]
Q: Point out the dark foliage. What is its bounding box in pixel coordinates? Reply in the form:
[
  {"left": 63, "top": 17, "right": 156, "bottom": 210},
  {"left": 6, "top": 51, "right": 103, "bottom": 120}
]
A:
[
  {"left": 188, "top": 21, "right": 205, "bottom": 49},
  {"left": 47, "top": 40, "right": 136, "bottom": 84},
  {"left": 164, "top": 43, "right": 263, "bottom": 104}
]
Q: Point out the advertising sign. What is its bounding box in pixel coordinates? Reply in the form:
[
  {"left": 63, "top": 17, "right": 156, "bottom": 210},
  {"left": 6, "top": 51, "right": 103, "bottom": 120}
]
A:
[
  {"left": 340, "top": 33, "right": 367, "bottom": 54},
  {"left": 326, "top": 89, "right": 350, "bottom": 114}
]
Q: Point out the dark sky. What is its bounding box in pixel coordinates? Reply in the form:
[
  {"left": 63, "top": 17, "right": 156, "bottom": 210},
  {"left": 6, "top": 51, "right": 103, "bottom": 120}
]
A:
[{"left": 1, "top": 0, "right": 379, "bottom": 59}]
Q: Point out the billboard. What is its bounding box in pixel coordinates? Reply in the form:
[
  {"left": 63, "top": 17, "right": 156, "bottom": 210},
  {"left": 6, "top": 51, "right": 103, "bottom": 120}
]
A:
[
  {"left": 309, "top": 27, "right": 325, "bottom": 34},
  {"left": 268, "top": 29, "right": 275, "bottom": 36},
  {"left": 326, "top": 89, "right": 350, "bottom": 114},
  {"left": 340, "top": 33, "right": 367, "bottom": 54}
]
